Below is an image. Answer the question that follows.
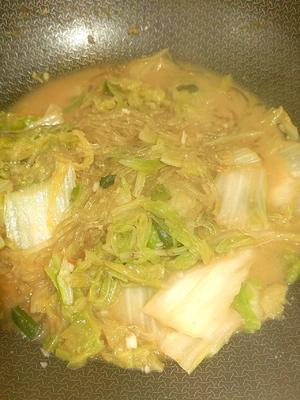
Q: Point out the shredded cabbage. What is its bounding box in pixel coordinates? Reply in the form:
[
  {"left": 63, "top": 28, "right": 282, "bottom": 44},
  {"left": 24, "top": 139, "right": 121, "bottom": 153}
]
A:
[
  {"left": 110, "top": 287, "right": 163, "bottom": 341},
  {"left": 144, "top": 250, "right": 252, "bottom": 338},
  {"left": 4, "top": 163, "right": 75, "bottom": 248},
  {"left": 160, "top": 309, "right": 242, "bottom": 373},
  {"left": 57, "top": 259, "right": 74, "bottom": 306},
  {"left": 216, "top": 166, "right": 268, "bottom": 230},
  {"left": 55, "top": 311, "right": 104, "bottom": 369},
  {"left": 141, "top": 199, "right": 212, "bottom": 263}
]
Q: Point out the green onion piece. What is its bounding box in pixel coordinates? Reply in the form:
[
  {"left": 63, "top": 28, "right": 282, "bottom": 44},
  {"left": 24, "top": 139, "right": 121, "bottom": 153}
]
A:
[
  {"left": 151, "top": 184, "right": 171, "bottom": 201},
  {"left": 100, "top": 174, "right": 116, "bottom": 189},
  {"left": 11, "top": 306, "right": 40, "bottom": 339},
  {"left": 152, "top": 219, "right": 173, "bottom": 249},
  {"left": 176, "top": 84, "right": 199, "bottom": 93}
]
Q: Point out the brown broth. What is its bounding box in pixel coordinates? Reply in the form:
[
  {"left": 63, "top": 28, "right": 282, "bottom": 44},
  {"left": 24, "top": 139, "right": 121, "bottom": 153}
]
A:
[{"left": 11, "top": 67, "right": 105, "bottom": 116}]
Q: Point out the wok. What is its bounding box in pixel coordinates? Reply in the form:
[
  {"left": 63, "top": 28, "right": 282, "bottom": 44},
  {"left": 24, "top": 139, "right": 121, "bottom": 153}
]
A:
[{"left": 0, "top": 1, "right": 299, "bottom": 399}]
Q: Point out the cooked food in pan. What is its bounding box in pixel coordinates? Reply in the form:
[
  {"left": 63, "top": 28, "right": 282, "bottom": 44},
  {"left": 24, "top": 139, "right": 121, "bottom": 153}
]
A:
[{"left": 1, "top": 52, "right": 299, "bottom": 373}]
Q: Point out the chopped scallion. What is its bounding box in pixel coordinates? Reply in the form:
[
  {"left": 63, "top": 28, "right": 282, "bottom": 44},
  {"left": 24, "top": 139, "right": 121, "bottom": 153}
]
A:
[
  {"left": 176, "top": 84, "right": 199, "bottom": 93},
  {"left": 100, "top": 174, "right": 116, "bottom": 189},
  {"left": 152, "top": 219, "right": 173, "bottom": 249},
  {"left": 11, "top": 306, "right": 40, "bottom": 339}
]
